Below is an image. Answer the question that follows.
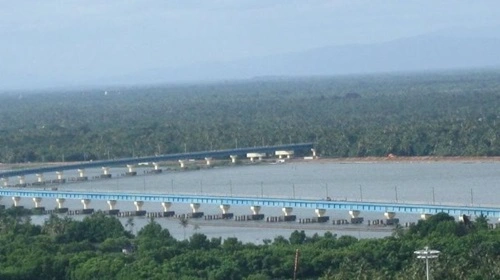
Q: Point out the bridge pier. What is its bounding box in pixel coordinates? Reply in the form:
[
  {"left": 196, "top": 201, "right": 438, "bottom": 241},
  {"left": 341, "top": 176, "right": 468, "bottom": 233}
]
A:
[
  {"left": 349, "top": 210, "right": 364, "bottom": 224},
  {"left": 77, "top": 169, "right": 88, "bottom": 181},
  {"left": 275, "top": 150, "right": 294, "bottom": 159},
  {"left": 247, "top": 153, "right": 265, "bottom": 162},
  {"left": 190, "top": 203, "right": 204, "bottom": 218},
  {"left": 56, "top": 198, "right": 68, "bottom": 213},
  {"left": 126, "top": 165, "right": 137, "bottom": 176},
  {"left": 134, "top": 201, "right": 146, "bottom": 216},
  {"left": 311, "top": 148, "right": 317, "bottom": 159},
  {"left": 101, "top": 167, "right": 112, "bottom": 179},
  {"left": 230, "top": 155, "right": 238, "bottom": 163},
  {"left": 55, "top": 171, "right": 66, "bottom": 184},
  {"left": 178, "top": 160, "right": 185, "bottom": 168},
  {"left": 314, "top": 208, "right": 330, "bottom": 223},
  {"left": 106, "top": 200, "right": 120, "bottom": 215},
  {"left": 80, "top": 199, "right": 94, "bottom": 214},
  {"left": 250, "top": 205, "right": 265, "bottom": 220},
  {"left": 205, "top": 157, "right": 212, "bottom": 166},
  {"left": 35, "top": 173, "right": 45, "bottom": 186},
  {"left": 12, "top": 196, "right": 23, "bottom": 208},
  {"left": 151, "top": 162, "right": 162, "bottom": 174},
  {"left": 17, "top": 176, "right": 27, "bottom": 187},
  {"left": 420, "top": 213, "right": 433, "bottom": 220},
  {"left": 32, "top": 197, "right": 45, "bottom": 213},
  {"left": 161, "top": 202, "right": 175, "bottom": 217},
  {"left": 282, "top": 207, "right": 296, "bottom": 221},
  {"left": 384, "top": 212, "right": 399, "bottom": 225},
  {"left": 219, "top": 204, "right": 233, "bottom": 219}
]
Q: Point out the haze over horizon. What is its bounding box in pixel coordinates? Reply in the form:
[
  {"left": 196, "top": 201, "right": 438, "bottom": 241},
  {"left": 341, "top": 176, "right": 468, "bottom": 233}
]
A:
[{"left": 2, "top": 1, "right": 500, "bottom": 91}]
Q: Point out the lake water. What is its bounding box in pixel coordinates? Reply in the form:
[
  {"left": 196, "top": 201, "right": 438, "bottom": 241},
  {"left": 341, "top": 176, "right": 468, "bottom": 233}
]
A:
[{"left": 8, "top": 159, "right": 500, "bottom": 243}]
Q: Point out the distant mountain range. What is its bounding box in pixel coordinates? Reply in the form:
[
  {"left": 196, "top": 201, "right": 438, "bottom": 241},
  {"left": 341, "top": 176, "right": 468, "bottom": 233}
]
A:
[
  {"left": 109, "top": 29, "right": 500, "bottom": 86},
  {"left": 2, "top": 27, "right": 500, "bottom": 90}
]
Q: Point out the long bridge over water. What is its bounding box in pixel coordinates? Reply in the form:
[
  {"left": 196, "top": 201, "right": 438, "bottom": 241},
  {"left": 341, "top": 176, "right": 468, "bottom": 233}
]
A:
[{"left": 1, "top": 189, "right": 498, "bottom": 224}]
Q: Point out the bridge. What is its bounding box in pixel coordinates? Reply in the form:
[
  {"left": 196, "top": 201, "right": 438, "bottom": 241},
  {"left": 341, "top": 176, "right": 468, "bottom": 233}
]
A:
[
  {"left": 0, "top": 143, "right": 314, "bottom": 185},
  {"left": 1, "top": 189, "right": 498, "bottom": 222}
]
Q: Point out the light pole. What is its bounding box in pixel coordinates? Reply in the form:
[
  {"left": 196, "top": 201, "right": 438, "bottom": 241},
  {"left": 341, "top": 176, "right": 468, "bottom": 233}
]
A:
[{"left": 414, "top": 246, "right": 440, "bottom": 280}]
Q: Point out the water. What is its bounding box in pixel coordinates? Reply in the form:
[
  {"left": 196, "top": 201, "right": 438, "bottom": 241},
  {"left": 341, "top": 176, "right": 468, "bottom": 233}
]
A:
[{"left": 9, "top": 160, "right": 500, "bottom": 243}]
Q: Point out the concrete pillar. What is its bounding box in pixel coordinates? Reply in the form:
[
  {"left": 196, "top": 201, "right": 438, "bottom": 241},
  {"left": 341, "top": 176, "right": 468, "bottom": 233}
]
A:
[
  {"left": 18, "top": 175, "right": 26, "bottom": 185},
  {"left": 220, "top": 204, "right": 230, "bottom": 214},
  {"left": 126, "top": 165, "right": 137, "bottom": 176},
  {"left": 107, "top": 200, "right": 117, "bottom": 210},
  {"left": 190, "top": 203, "right": 201, "bottom": 213},
  {"left": 81, "top": 199, "right": 91, "bottom": 210},
  {"left": 12, "top": 196, "right": 21, "bottom": 207},
  {"left": 32, "top": 197, "right": 42, "bottom": 208},
  {"left": 161, "top": 202, "right": 172, "bottom": 211},
  {"left": 282, "top": 207, "right": 293, "bottom": 216},
  {"left": 179, "top": 160, "right": 185, "bottom": 168},
  {"left": 421, "top": 213, "right": 433, "bottom": 220},
  {"left": 134, "top": 201, "right": 144, "bottom": 211},
  {"left": 384, "top": 211, "right": 399, "bottom": 225},
  {"left": 78, "top": 169, "right": 85, "bottom": 178},
  {"left": 56, "top": 171, "right": 63, "bottom": 180},
  {"left": 161, "top": 202, "right": 175, "bottom": 217},
  {"left": 384, "top": 212, "right": 396, "bottom": 219},
  {"left": 205, "top": 157, "right": 212, "bottom": 166},
  {"left": 251, "top": 205, "right": 261, "bottom": 215},
  {"left": 349, "top": 210, "right": 361, "bottom": 218},
  {"left": 56, "top": 198, "right": 66, "bottom": 209},
  {"left": 315, "top": 208, "right": 326, "bottom": 217},
  {"left": 311, "top": 148, "right": 317, "bottom": 158},
  {"left": 101, "top": 167, "right": 112, "bottom": 178},
  {"left": 153, "top": 162, "right": 160, "bottom": 170},
  {"left": 230, "top": 155, "right": 238, "bottom": 163},
  {"left": 36, "top": 173, "right": 45, "bottom": 183}
]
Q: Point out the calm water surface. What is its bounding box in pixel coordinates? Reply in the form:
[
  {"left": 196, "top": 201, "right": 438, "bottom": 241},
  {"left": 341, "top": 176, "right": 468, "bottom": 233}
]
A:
[{"left": 14, "top": 160, "right": 500, "bottom": 243}]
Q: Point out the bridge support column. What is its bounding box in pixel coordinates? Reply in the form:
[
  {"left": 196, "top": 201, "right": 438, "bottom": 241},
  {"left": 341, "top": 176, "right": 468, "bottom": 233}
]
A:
[
  {"left": 230, "top": 155, "right": 238, "bottom": 163},
  {"left": 56, "top": 198, "right": 68, "bottom": 213},
  {"left": 101, "top": 167, "right": 112, "bottom": 179},
  {"left": 106, "top": 200, "right": 119, "bottom": 215},
  {"left": 35, "top": 174, "right": 45, "bottom": 186},
  {"left": 314, "top": 208, "right": 329, "bottom": 223},
  {"left": 12, "top": 196, "right": 22, "bottom": 208},
  {"left": 205, "top": 157, "right": 212, "bottom": 166},
  {"left": 77, "top": 169, "right": 88, "bottom": 181},
  {"left": 349, "top": 210, "right": 364, "bottom": 224},
  {"left": 420, "top": 213, "right": 433, "bottom": 220},
  {"left": 189, "top": 203, "right": 204, "bottom": 218},
  {"left": 152, "top": 162, "right": 162, "bottom": 174},
  {"left": 126, "top": 165, "right": 137, "bottom": 176},
  {"left": 250, "top": 205, "right": 264, "bottom": 220},
  {"left": 80, "top": 199, "right": 94, "bottom": 214},
  {"left": 219, "top": 204, "right": 233, "bottom": 219},
  {"left": 55, "top": 171, "right": 66, "bottom": 184},
  {"left": 178, "top": 160, "right": 185, "bottom": 168},
  {"left": 17, "top": 176, "right": 27, "bottom": 187},
  {"left": 133, "top": 201, "right": 146, "bottom": 216},
  {"left": 282, "top": 207, "right": 296, "bottom": 221},
  {"left": 161, "top": 202, "right": 175, "bottom": 217},
  {"left": 311, "top": 148, "right": 317, "bottom": 159},
  {"left": 32, "top": 197, "right": 44, "bottom": 213},
  {"left": 384, "top": 212, "right": 399, "bottom": 225}
]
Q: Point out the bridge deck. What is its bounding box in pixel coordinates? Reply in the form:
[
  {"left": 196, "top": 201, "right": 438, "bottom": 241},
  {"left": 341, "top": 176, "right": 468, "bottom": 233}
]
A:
[
  {"left": 1, "top": 189, "right": 499, "bottom": 217},
  {"left": 0, "top": 143, "right": 313, "bottom": 178}
]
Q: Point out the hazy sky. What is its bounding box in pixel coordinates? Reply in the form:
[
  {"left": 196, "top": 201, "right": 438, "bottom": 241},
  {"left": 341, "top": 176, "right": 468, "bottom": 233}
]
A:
[{"left": 2, "top": 1, "right": 500, "bottom": 89}]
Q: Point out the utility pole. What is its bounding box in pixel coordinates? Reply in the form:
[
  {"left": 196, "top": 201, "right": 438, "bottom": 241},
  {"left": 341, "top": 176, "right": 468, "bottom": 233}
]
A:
[{"left": 293, "top": 249, "right": 300, "bottom": 280}]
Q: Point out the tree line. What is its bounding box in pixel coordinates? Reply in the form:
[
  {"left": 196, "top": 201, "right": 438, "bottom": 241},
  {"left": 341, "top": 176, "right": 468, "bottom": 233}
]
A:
[
  {"left": 0, "top": 207, "right": 498, "bottom": 279},
  {"left": 1, "top": 69, "right": 500, "bottom": 163}
]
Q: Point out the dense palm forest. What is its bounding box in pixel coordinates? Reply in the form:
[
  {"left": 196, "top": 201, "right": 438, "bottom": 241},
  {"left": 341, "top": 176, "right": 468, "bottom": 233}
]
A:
[
  {"left": 1, "top": 69, "right": 500, "bottom": 163},
  {"left": 0, "top": 208, "right": 498, "bottom": 279}
]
